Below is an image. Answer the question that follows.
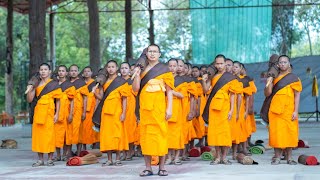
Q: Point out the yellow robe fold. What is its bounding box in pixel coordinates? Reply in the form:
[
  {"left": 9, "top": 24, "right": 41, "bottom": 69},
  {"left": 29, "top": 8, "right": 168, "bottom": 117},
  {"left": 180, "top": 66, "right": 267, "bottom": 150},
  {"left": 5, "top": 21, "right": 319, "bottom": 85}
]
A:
[
  {"left": 193, "top": 80, "right": 205, "bottom": 139},
  {"left": 183, "top": 81, "right": 197, "bottom": 144},
  {"left": 229, "top": 80, "right": 243, "bottom": 145}
]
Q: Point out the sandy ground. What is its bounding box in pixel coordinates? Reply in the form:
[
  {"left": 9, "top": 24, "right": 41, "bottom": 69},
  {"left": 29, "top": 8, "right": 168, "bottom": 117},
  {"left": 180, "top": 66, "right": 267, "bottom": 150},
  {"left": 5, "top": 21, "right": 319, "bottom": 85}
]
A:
[{"left": 0, "top": 123, "right": 320, "bottom": 180}]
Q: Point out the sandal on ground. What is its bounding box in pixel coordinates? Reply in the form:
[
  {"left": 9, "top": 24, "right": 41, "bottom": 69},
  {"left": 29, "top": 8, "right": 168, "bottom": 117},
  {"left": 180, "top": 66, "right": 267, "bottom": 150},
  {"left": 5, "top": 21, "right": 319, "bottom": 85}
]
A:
[
  {"left": 120, "top": 156, "right": 127, "bottom": 161},
  {"left": 271, "top": 158, "right": 281, "bottom": 165},
  {"left": 32, "top": 160, "right": 44, "bottom": 167},
  {"left": 102, "top": 160, "right": 113, "bottom": 166},
  {"left": 173, "top": 159, "right": 182, "bottom": 165},
  {"left": 210, "top": 159, "right": 220, "bottom": 165},
  {"left": 287, "top": 159, "right": 297, "bottom": 165},
  {"left": 158, "top": 169, "right": 168, "bottom": 176},
  {"left": 114, "top": 160, "right": 123, "bottom": 166},
  {"left": 52, "top": 156, "right": 61, "bottom": 162},
  {"left": 61, "top": 156, "right": 68, "bottom": 161},
  {"left": 139, "top": 170, "right": 153, "bottom": 177},
  {"left": 221, "top": 159, "right": 232, "bottom": 165},
  {"left": 126, "top": 156, "right": 133, "bottom": 161},
  {"left": 164, "top": 159, "right": 172, "bottom": 165},
  {"left": 181, "top": 156, "right": 190, "bottom": 161},
  {"left": 47, "top": 160, "right": 55, "bottom": 166}
]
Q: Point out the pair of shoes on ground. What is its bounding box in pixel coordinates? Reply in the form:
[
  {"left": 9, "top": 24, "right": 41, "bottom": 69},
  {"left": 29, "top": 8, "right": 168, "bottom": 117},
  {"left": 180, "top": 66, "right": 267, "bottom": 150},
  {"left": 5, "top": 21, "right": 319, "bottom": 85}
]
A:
[
  {"left": 139, "top": 169, "right": 168, "bottom": 177},
  {"left": 271, "top": 158, "right": 297, "bottom": 165},
  {"left": 165, "top": 159, "right": 182, "bottom": 165},
  {"left": 102, "top": 160, "right": 122, "bottom": 166},
  {"left": 32, "top": 160, "right": 54, "bottom": 167},
  {"left": 210, "top": 159, "right": 232, "bottom": 165}
]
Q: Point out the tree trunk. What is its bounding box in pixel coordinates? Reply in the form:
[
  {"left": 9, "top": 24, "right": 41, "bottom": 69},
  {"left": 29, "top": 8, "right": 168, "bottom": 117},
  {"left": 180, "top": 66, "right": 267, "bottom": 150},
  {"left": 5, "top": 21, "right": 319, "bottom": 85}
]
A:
[
  {"left": 87, "top": 0, "right": 101, "bottom": 73},
  {"left": 148, "top": 0, "right": 155, "bottom": 44},
  {"left": 6, "top": 0, "right": 13, "bottom": 115},
  {"left": 305, "top": 24, "right": 313, "bottom": 55},
  {"left": 49, "top": 12, "right": 56, "bottom": 69},
  {"left": 29, "top": 0, "right": 47, "bottom": 78},
  {"left": 125, "top": 0, "right": 133, "bottom": 63}
]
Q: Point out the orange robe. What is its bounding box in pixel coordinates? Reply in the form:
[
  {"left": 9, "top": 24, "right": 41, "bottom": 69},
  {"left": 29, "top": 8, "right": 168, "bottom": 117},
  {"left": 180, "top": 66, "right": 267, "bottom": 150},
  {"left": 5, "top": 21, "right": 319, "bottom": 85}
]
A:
[
  {"left": 269, "top": 74, "right": 302, "bottom": 148},
  {"left": 248, "top": 79, "right": 257, "bottom": 133},
  {"left": 79, "top": 79, "right": 99, "bottom": 144},
  {"left": 139, "top": 72, "right": 174, "bottom": 156},
  {"left": 167, "top": 81, "right": 185, "bottom": 150},
  {"left": 71, "top": 81, "right": 89, "bottom": 145},
  {"left": 207, "top": 74, "right": 239, "bottom": 147},
  {"left": 55, "top": 83, "right": 76, "bottom": 148},
  {"left": 100, "top": 80, "right": 129, "bottom": 151},
  {"left": 229, "top": 80, "right": 243, "bottom": 145},
  {"left": 192, "top": 80, "right": 205, "bottom": 139},
  {"left": 32, "top": 79, "right": 62, "bottom": 153},
  {"left": 124, "top": 82, "right": 137, "bottom": 144},
  {"left": 183, "top": 80, "right": 197, "bottom": 144}
]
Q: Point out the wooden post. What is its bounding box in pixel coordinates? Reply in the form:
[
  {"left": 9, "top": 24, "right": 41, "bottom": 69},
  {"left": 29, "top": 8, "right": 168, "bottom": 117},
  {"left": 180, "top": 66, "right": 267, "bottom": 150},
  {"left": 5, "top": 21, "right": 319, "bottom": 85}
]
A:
[
  {"left": 125, "top": 0, "right": 133, "bottom": 63},
  {"left": 87, "top": 0, "right": 101, "bottom": 74},
  {"left": 29, "top": 0, "right": 47, "bottom": 77},
  {"left": 5, "top": 0, "right": 14, "bottom": 115}
]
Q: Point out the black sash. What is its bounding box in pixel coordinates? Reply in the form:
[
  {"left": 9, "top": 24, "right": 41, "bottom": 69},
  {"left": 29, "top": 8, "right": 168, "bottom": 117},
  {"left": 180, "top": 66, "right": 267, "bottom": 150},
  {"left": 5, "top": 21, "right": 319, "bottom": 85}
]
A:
[
  {"left": 260, "top": 73, "right": 299, "bottom": 123},
  {"left": 87, "top": 80, "right": 96, "bottom": 92},
  {"left": 174, "top": 75, "right": 185, "bottom": 87},
  {"left": 127, "top": 78, "right": 133, "bottom": 85},
  {"left": 29, "top": 80, "right": 60, "bottom": 124},
  {"left": 135, "top": 63, "right": 170, "bottom": 119},
  {"left": 60, "top": 80, "right": 73, "bottom": 92},
  {"left": 202, "top": 72, "right": 236, "bottom": 124},
  {"left": 92, "top": 76, "right": 127, "bottom": 127},
  {"left": 73, "top": 78, "right": 86, "bottom": 90}
]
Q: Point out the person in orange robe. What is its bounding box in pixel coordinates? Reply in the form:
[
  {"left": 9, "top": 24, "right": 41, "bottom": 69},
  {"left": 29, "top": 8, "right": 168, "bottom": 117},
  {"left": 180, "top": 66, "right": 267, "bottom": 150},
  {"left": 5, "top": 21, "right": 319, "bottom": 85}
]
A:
[
  {"left": 240, "top": 65, "right": 258, "bottom": 146},
  {"left": 202, "top": 55, "right": 239, "bottom": 165},
  {"left": 177, "top": 60, "right": 197, "bottom": 161},
  {"left": 95, "top": 60, "right": 129, "bottom": 166},
  {"left": 120, "top": 62, "right": 137, "bottom": 161},
  {"left": 233, "top": 61, "right": 252, "bottom": 155},
  {"left": 27, "top": 63, "right": 62, "bottom": 167},
  {"left": 54, "top": 65, "right": 76, "bottom": 161},
  {"left": 191, "top": 66, "right": 206, "bottom": 146},
  {"left": 132, "top": 44, "right": 174, "bottom": 176},
  {"left": 79, "top": 66, "right": 99, "bottom": 149},
  {"left": 165, "top": 58, "right": 184, "bottom": 165},
  {"left": 265, "top": 55, "right": 302, "bottom": 165},
  {"left": 227, "top": 59, "right": 243, "bottom": 159},
  {"left": 69, "top": 65, "right": 89, "bottom": 156}
]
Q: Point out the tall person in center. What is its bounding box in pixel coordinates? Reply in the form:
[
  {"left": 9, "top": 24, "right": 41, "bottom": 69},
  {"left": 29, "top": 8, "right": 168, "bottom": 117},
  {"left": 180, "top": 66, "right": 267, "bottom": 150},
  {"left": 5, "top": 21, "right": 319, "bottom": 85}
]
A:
[
  {"left": 132, "top": 44, "right": 174, "bottom": 177},
  {"left": 202, "top": 55, "right": 239, "bottom": 165}
]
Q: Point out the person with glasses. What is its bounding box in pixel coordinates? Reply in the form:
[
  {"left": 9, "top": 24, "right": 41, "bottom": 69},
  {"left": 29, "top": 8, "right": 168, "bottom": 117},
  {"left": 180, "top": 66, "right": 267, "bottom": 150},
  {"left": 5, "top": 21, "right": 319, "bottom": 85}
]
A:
[
  {"left": 264, "top": 55, "right": 302, "bottom": 165},
  {"left": 132, "top": 44, "right": 174, "bottom": 176}
]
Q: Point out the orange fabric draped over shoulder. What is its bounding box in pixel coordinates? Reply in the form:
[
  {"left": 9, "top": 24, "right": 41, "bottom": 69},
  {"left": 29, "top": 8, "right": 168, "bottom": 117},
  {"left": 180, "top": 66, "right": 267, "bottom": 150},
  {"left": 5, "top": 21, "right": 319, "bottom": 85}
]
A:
[
  {"left": 55, "top": 84, "right": 76, "bottom": 147},
  {"left": 32, "top": 79, "right": 62, "bottom": 153},
  {"left": 139, "top": 72, "right": 174, "bottom": 156},
  {"left": 207, "top": 74, "right": 239, "bottom": 147},
  {"left": 269, "top": 74, "right": 302, "bottom": 148},
  {"left": 100, "top": 80, "right": 129, "bottom": 151}
]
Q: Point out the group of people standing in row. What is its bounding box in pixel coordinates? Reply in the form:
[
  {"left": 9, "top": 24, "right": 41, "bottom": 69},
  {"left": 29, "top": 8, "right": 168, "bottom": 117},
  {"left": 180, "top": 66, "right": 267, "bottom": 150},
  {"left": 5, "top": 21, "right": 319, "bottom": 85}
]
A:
[{"left": 27, "top": 44, "right": 302, "bottom": 176}]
